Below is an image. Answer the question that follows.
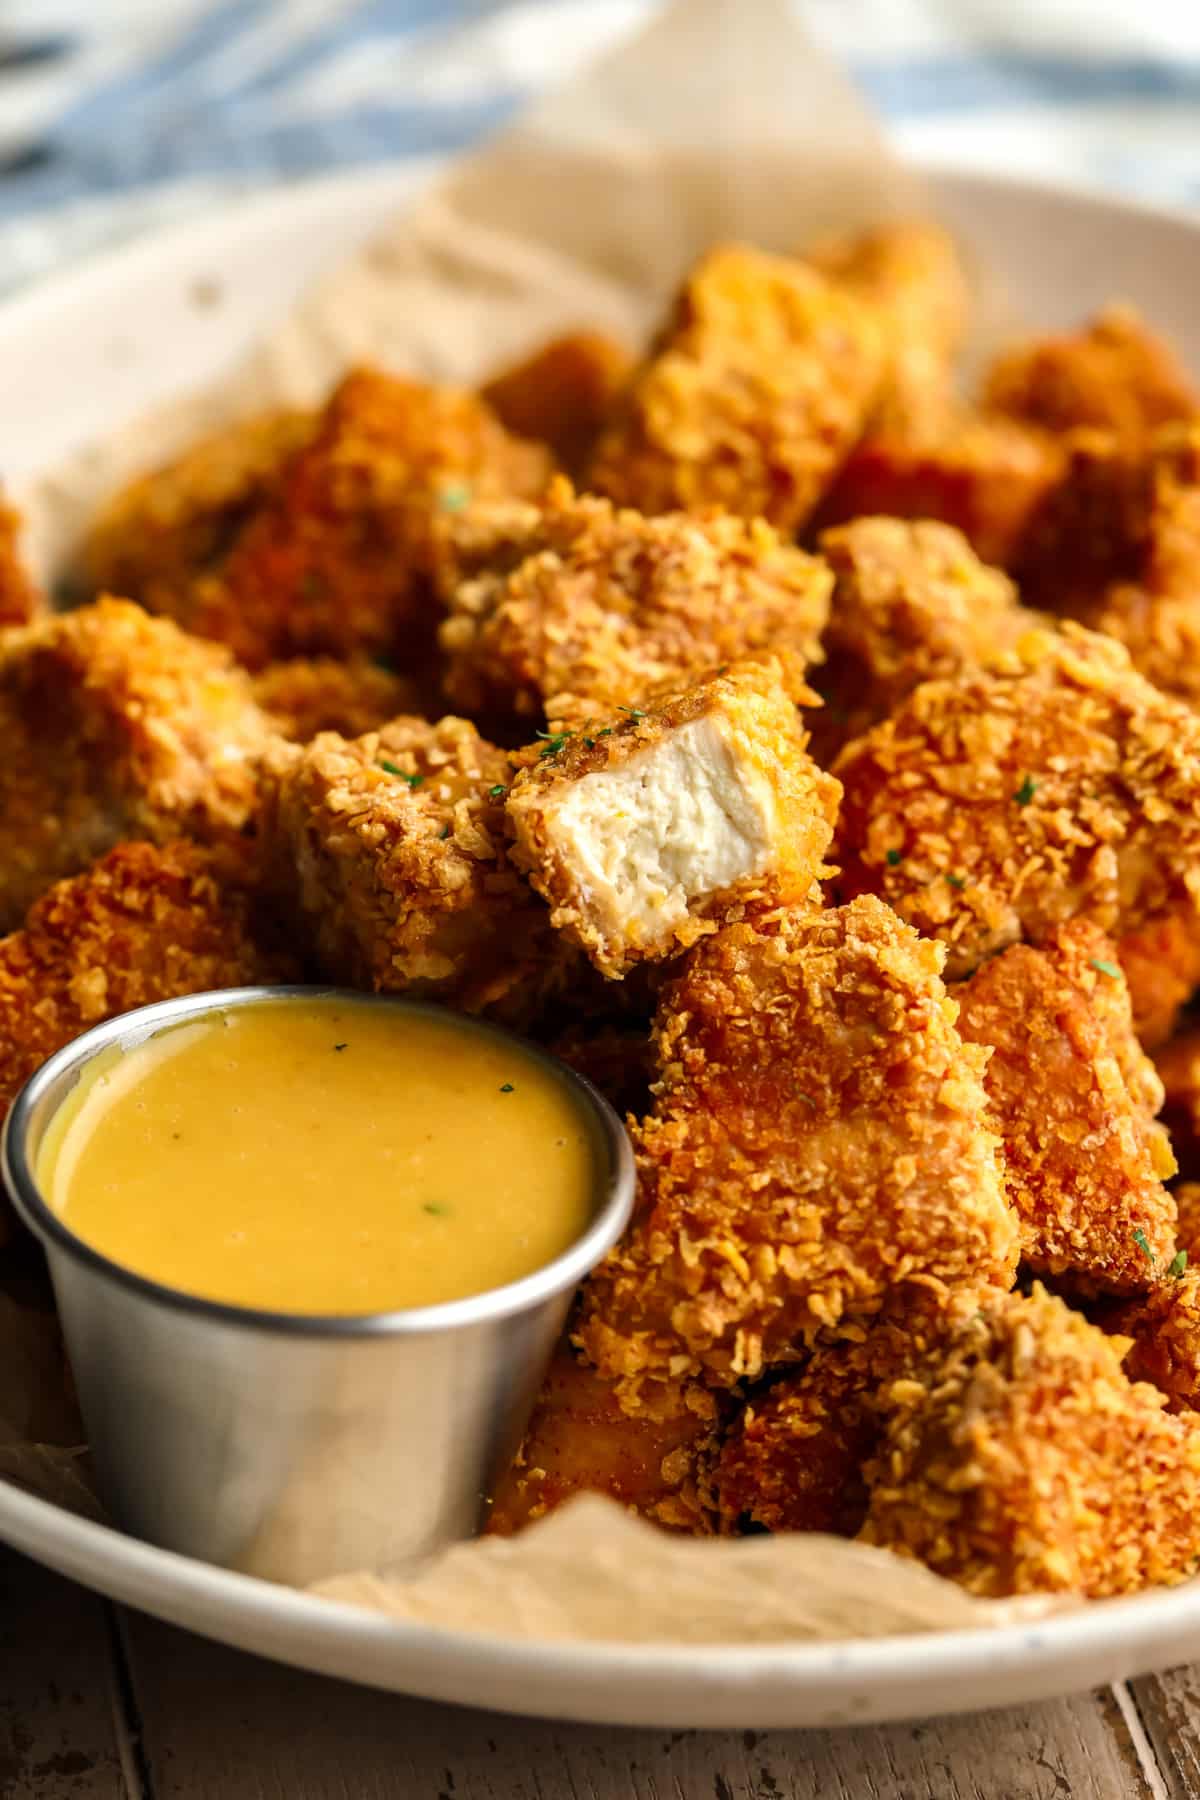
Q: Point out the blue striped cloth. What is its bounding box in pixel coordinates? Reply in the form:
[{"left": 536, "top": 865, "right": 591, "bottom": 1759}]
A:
[{"left": 3, "top": 0, "right": 1200, "bottom": 298}]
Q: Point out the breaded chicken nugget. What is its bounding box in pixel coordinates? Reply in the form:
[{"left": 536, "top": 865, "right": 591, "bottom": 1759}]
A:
[
  {"left": 1155, "top": 1026, "right": 1200, "bottom": 1179},
  {"left": 1174, "top": 1183, "right": 1200, "bottom": 1257},
  {"left": 834, "top": 624, "right": 1200, "bottom": 979},
  {"left": 166, "top": 369, "right": 553, "bottom": 670},
  {"left": 486, "top": 1343, "right": 720, "bottom": 1536},
  {"left": 957, "top": 920, "right": 1176, "bottom": 1293},
  {"left": 817, "top": 412, "right": 1064, "bottom": 568},
  {"left": 480, "top": 331, "right": 634, "bottom": 475},
  {"left": 811, "top": 517, "right": 1030, "bottom": 760},
  {"left": 252, "top": 655, "right": 423, "bottom": 743},
  {"left": 1112, "top": 1266, "right": 1200, "bottom": 1414},
  {"left": 260, "top": 716, "right": 570, "bottom": 1020},
  {"left": 1117, "top": 902, "right": 1200, "bottom": 1050},
  {"left": 82, "top": 408, "right": 315, "bottom": 615},
  {"left": 984, "top": 305, "right": 1198, "bottom": 446},
  {"left": 0, "top": 598, "right": 271, "bottom": 931},
  {"left": 506, "top": 661, "right": 840, "bottom": 978},
  {"left": 577, "top": 897, "right": 1017, "bottom": 1393},
  {"left": 860, "top": 1286, "right": 1200, "bottom": 1596},
  {"left": 806, "top": 220, "right": 968, "bottom": 436},
  {"left": 712, "top": 1296, "right": 976, "bottom": 1537},
  {"left": 436, "top": 479, "right": 831, "bottom": 733},
  {"left": 589, "top": 244, "right": 884, "bottom": 530},
  {"left": 0, "top": 501, "right": 39, "bottom": 626}
]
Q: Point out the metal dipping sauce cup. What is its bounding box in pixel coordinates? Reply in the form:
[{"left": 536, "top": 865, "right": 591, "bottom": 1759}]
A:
[{"left": 2, "top": 988, "right": 636, "bottom": 1588}]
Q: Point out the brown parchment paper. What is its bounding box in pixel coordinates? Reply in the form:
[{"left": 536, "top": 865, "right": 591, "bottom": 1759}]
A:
[{"left": 2, "top": 0, "right": 1064, "bottom": 1643}]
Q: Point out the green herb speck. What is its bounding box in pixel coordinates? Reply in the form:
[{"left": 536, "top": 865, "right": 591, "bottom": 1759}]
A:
[
  {"left": 499, "top": 1082, "right": 515, "bottom": 1094},
  {"left": 438, "top": 481, "right": 472, "bottom": 512},
  {"left": 1133, "top": 1227, "right": 1156, "bottom": 1265},
  {"left": 488, "top": 784, "right": 508, "bottom": 800},
  {"left": 333, "top": 1042, "right": 348, "bottom": 1052},
  {"left": 423, "top": 1202, "right": 451, "bottom": 1217},
  {"left": 1090, "top": 958, "right": 1122, "bottom": 979},
  {"left": 439, "top": 824, "right": 451, "bottom": 839},
  {"left": 617, "top": 705, "right": 646, "bottom": 722},
  {"left": 1169, "top": 1248, "right": 1190, "bottom": 1280},
  {"left": 885, "top": 848, "right": 903, "bottom": 868},
  {"left": 946, "top": 873, "right": 966, "bottom": 890},
  {"left": 379, "top": 760, "right": 423, "bottom": 787},
  {"left": 1013, "top": 775, "right": 1037, "bottom": 806}
]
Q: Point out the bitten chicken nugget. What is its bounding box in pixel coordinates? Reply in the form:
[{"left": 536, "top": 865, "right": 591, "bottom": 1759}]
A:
[
  {"left": 1155, "top": 1026, "right": 1200, "bottom": 1179},
  {"left": 0, "top": 501, "right": 39, "bottom": 626},
  {"left": 577, "top": 896, "right": 1017, "bottom": 1393},
  {"left": 811, "top": 517, "right": 1030, "bottom": 759},
  {"left": 252, "top": 656, "right": 423, "bottom": 743},
  {"left": 82, "top": 408, "right": 315, "bottom": 615},
  {"left": 0, "top": 598, "right": 272, "bottom": 931},
  {"left": 1117, "top": 902, "right": 1200, "bottom": 1050},
  {"left": 860, "top": 1286, "right": 1200, "bottom": 1597},
  {"left": 260, "top": 716, "right": 570, "bottom": 1020},
  {"left": 486, "top": 1343, "right": 720, "bottom": 1537},
  {"left": 834, "top": 624, "right": 1200, "bottom": 979},
  {"left": 480, "top": 331, "right": 634, "bottom": 475},
  {"left": 984, "top": 305, "right": 1198, "bottom": 446},
  {"left": 957, "top": 920, "right": 1176, "bottom": 1293},
  {"left": 807, "top": 220, "right": 968, "bottom": 435},
  {"left": 506, "top": 661, "right": 840, "bottom": 978},
  {"left": 164, "top": 368, "right": 553, "bottom": 669},
  {"left": 817, "top": 412, "right": 1064, "bottom": 568},
  {"left": 436, "top": 479, "right": 831, "bottom": 733},
  {"left": 589, "top": 244, "right": 884, "bottom": 530}
]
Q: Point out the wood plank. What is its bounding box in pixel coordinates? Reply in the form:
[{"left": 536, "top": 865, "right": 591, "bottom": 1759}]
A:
[
  {"left": 1130, "top": 1665, "right": 1200, "bottom": 1798},
  {"left": 0, "top": 1547, "right": 129, "bottom": 1800},
  {"left": 123, "top": 1607, "right": 1161, "bottom": 1800}
]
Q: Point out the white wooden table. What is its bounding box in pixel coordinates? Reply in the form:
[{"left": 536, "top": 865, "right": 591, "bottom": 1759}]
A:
[{"left": 7, "top": 1545, "right": 1200, "bottom": 1797}]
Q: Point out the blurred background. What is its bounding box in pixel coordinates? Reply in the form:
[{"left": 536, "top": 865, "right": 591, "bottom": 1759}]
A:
[{"left": 3, "top": 0, "right": 1200, "bottom": 299}]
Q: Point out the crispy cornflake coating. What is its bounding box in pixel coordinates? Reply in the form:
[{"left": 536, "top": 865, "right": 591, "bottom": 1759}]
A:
[
  {"left": 817, "top": 411, "right": 1064, "bottom": 568},
  {"left": 0, "top": 598, "right": 272, "bottom": 931},
  {"left": 486, "top": 1343, "right": 720, "bottom": 1536},
  {"left": 82, "top": 408, "right": 315, "bottom": 615},
  {"left": 1112, "top": 1268, "right": 1200, "bottom": 1414},
  {"left": 0, "top": 502, "right": 39, "bottom": 626},
  {"left": 588, "top": 244, "right": 885, "bottom": 531},
  {"left": 164, "top": 368, "right": 553, "bottom": 669},
  {"left": 811, "top": 517, "right": 1030, "bottom": 758},
  {"left": 1118, "top": 902, "right": 1200, "bottom": 1050},
  {"left": 506, "top": 661, "right": 840, "bottom": 978},
  {"left": 957, "top": 920, "right": 1177, "bottom": 1293},
  {"left": 834, "top": 623, "right": 1200, "bottom": 980},
  {"left": 1155, "top": 1027, "right": 1200, "bottom": 1179},
  {"left": 0, "top": 840, "right": 297, "bottom": 1123},
  {"left": 577, "top": 896, "right": 1017, "bottom": 1393},
  {"left": 436, "top": 479, "right": 831, "bottom": 732},
  {"left": 860, "top": 1286, "right": 1200, "bottom": 1596},
  {"left": 259, "top": 716, "right": 570, "bottom": 1019},
  {"left": 984, "top": 305, "right": 1198, "bottom": 445},
  {"left": 806, "top": 221, "right": 968, "bottom": 435},
  {"left": 480, "top": 331, "right": 634, "bottom": 475},
  {"left": 251, "top": 656, "right": 423, "bottom": 743}
]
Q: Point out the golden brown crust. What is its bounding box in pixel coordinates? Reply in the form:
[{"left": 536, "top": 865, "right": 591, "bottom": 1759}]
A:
[
  {"left": 505, "top": 660, "right": 840, "bottom": 977},
  {"left": 251, "top": 656, "right": 424, "bottom": 742},
  {"left": 0, "top": 597, "right": 272, "bottom": 931},
  {"left": 588, "top": 244, "right": 884, "bottom": 530},
  {"left": 1112, "top": 1268, "right": 1200, "bottom": 1414},
  {"left": 160, "top": 368, "right": 553, "bottom": 670},
  {"left": 480, "top": 331, "right": 634, "bottom": 476},
  {"left": 984, "top": 305, "right": 1198, "bottom": 446},
  {"left": 1117, "top": 902, "right": 1200, "bottom": 1050},
  {"left": 834, "top": 623, "right": 1200, "bottom": 979},
  {"left": 82, "top": 408, "right": 315, "bottom": 615},
  {"left": 811, "top": 517, "right": 1030, "bottom": 759},
  {"left": 1154, "top": 1027, "right": 1200, "bottom": 1179},
  {"left": 860, "top": 1286, "right": 1200, "bottom": 1596},
  {"left": 957, "top": 920, "right": 1177, "bottom": 1293},
  {"left": 436, "top": 478, "right": 831, "bottom": 732},
  {"left": 577, "top": 896, "right": 1017, "bottom": 1393},
  {"left": 486, "top": 1343, "right": 720, "bottom": 1536},
  {"left": 817, "top": 412, "right": 1064, "bottom": 568},
  {"left": 259, "top": 716, "right": 572, "bottom": 1020}
]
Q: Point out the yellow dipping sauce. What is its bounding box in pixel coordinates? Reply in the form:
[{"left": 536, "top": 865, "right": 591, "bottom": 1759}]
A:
[{"left": 37, "top": 999, "right": 598, "bottom": 1315}]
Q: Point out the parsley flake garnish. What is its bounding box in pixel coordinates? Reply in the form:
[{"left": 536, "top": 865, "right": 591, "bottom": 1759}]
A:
[
  {"left": 1169, "top": 1248, "right": 1190, "bottom": 1280},
  {"left": 596, "top": 727, "right": 613, "bottom": 738},
  {"left": 885, "top": 848, "right": 903, "bottom": 868},
  {"left": 438, "top": 481, "right": 472, "bottom": 513},
  {"left": 617, "top": 705, "right": 646, "bottom": 722},
  {"left": 488, "top": 784, "right": 508, "bottom": 800},
  {"left": 538, "top": 732, "right": 571, "bottom": 759},
  {"left": 333, "top": 1042, "right": 348, "bottom": 1052},
  {"left": 379, "top": 760, "right": 423, "bottom": 787},
  {"left": 946, "top": 874, "right": 966, "bottom": 890},
  {"left": 423, "top": 1202, "right": 451, "bottom": 1217},
  {"left": 439, "top": 824, "right": 451, "bottom": 840},
  {"left": 583, "top": 737, "right": 595, "bottom": 749},
  {"left": 499, "top": 1082, "right": 515, "bottom": 1094},
  {"left": 1133, "top": 1227, "right": 1156, "bottom": 1265},
  {"left": 1013, "top": 775, "right": 1037, "bottom": 806},
  {"left": 1090, "top": 958, "right": 1122, "bottom": 979}
]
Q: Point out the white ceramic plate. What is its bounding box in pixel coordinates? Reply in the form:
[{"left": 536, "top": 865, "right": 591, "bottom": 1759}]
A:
[{"left": 4, "top": 164, "right": 1200, "bottom": 1730}]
